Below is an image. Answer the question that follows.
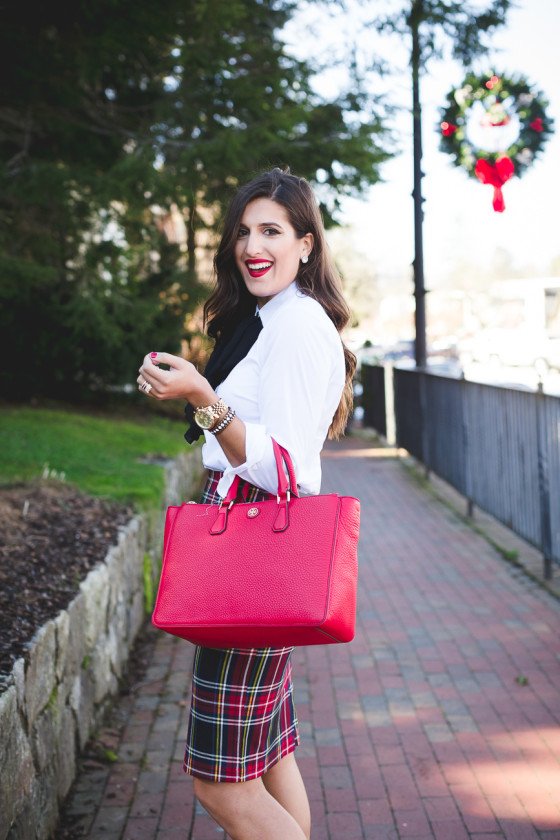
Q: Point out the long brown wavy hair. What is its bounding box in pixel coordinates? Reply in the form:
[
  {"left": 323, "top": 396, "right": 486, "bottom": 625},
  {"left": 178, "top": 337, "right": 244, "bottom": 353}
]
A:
[{"left": 204, "top": 167, "right": 356, "bottom": 438}]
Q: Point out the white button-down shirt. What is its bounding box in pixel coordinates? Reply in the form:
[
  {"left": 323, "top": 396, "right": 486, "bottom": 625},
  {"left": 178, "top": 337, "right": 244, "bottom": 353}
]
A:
[{"left": 201, "top": 281, "right": 346, "bottom": 497}]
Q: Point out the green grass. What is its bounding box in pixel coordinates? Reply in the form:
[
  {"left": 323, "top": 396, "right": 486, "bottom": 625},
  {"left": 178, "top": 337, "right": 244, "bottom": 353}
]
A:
[{"left": 0, "top": 405, "right": 192, "bottom": 509}]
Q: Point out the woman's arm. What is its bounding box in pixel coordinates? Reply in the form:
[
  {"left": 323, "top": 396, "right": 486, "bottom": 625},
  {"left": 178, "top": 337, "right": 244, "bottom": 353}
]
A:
[
  {"left": 139, "top": 310, "right": 342, "bottom": 495},
  {"left": 137, "top": 352, "right": 247, "bottom": 465}
]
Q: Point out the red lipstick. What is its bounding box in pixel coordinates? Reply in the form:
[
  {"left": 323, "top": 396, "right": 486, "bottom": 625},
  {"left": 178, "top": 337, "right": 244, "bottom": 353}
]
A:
[{"left": 246, "top": 261, "right": 273, "bottom": 278}]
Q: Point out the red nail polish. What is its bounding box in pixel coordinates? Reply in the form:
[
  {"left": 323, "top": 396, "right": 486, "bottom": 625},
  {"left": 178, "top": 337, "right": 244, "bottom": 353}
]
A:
[{"left": 150, "top": 352, "right": 157, "bottom": 358}]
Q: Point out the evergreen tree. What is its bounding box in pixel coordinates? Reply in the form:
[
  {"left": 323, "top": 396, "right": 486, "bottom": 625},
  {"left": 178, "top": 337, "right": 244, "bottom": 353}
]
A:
[{"left": 0, "top": 0, "right": 391, "bottom": 400}]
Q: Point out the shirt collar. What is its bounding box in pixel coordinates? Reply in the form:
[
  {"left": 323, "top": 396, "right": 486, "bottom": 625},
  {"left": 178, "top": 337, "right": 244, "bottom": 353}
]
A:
[{"left": 257, "top": 281, "right": 301, "bottom": 326}]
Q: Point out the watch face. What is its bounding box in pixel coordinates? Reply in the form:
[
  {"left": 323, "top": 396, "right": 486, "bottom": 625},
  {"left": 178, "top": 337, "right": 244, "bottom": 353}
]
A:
[{"left": 194, "top": 408, "right": 214, "bottom": 429}]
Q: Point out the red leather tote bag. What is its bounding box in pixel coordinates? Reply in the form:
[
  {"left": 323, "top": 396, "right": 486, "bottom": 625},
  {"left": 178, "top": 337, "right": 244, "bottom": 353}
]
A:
[{"left": 152, "top": 440, "right": 360, "bottom": 648}]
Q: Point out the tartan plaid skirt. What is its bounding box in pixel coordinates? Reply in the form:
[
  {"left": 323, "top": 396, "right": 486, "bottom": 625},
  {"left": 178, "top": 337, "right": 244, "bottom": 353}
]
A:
[{"left": 183, "top": 470, "right": 300, "bottom": 782}]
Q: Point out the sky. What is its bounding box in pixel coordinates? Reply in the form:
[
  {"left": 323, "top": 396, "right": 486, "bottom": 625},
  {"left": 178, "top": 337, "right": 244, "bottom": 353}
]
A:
[{"left": 284, "top": 0, "right": 560, "bottom": 287}]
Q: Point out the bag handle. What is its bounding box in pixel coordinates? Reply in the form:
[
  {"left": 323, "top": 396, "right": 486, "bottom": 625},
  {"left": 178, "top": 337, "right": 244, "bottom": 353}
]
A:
[
  {"left": 271, "top": 439, "right": 299, "bottom": 499},
  {"left": 219, "top": 474, "right": 245, "bottom": 509},
  {"left": 269, "top": 440, "right": 299, "bottom": 533},
  {"left": 221, "top": 439, "right": 298, "bottom": 505},
  {"left": 211, "top": 438, "right": 298, "bottom": 535}
]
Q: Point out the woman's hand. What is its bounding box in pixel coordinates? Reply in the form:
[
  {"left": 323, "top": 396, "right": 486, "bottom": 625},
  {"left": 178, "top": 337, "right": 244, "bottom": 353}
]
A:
[
  {"left": 137, "top": 352, "right": 216, "bottom": 405},
  {"left": 139, "top": 351, "right": 247, "bottom": 465}
]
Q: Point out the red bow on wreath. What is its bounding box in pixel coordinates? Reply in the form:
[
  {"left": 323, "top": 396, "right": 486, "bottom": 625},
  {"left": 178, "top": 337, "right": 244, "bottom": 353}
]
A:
[{"left": 474, "top": 156, "right": 515, "bottom": 212}]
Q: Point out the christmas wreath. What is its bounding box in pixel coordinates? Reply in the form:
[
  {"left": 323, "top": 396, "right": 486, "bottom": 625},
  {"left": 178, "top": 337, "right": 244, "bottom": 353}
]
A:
[{"left": 439, "top": 72, "right": 553, "bottom": 211}]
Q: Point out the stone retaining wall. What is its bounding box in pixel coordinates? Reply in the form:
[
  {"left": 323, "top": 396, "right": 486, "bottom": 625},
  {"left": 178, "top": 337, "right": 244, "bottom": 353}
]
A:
[{"left": 0, "top": 449, "right": 202, "bottom": 840}]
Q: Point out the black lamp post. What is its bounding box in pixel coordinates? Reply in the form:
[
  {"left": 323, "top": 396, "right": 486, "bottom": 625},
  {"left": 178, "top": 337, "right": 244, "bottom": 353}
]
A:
[{"left": 411, "top": 0, "right": 427, "bottom": 369}]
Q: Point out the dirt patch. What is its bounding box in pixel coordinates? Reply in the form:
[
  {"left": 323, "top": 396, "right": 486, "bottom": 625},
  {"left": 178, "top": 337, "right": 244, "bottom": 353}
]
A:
[{"left": 0, "top": 482, "right": 132, "bottom": 678}]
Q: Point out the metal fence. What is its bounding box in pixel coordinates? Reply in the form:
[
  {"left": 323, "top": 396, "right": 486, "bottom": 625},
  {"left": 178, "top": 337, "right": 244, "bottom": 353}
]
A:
[
  {"left": 361, "top": 363, "right": 387, "bottom": 438},
  {"left": 363, "top": 364, "right": 560, "bottom": 576}
]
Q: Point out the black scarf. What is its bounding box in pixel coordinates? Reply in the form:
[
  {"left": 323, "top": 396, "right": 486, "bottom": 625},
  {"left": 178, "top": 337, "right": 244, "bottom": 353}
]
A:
[{"left": 184, "top": 311, "right": 263, "bottom": 443}]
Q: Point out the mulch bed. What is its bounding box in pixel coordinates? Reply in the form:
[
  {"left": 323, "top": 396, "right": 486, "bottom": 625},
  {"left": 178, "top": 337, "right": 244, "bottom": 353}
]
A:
[{"left": 0, "top": 482, "right": 132, "bottom": 678}]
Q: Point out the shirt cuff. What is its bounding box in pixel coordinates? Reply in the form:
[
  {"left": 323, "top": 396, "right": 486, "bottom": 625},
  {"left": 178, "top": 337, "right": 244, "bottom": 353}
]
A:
[{"left": 216, "top": 423, "right": 279, "bottom": 497}]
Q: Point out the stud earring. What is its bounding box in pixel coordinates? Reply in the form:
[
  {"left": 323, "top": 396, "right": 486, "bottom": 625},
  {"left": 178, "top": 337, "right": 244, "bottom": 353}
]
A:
[{"left": 301, "top": 254, "right": 309, "bottom": 264}]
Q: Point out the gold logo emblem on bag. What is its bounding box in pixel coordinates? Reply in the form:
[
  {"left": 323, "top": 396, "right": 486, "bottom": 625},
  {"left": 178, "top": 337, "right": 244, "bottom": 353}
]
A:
[{"left": 247, "top": 507, "right": 260, "bottom": 518}]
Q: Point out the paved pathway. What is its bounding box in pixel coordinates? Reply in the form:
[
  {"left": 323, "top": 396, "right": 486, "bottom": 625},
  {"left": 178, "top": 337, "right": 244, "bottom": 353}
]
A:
[{"left": 60, "top": 439, "right": 560, "bottom": 839}]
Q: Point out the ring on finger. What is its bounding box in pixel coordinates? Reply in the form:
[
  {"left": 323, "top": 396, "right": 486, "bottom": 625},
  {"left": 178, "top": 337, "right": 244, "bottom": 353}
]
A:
[{"left": 140, "top": 380, "right": 152, "bottom": 394}]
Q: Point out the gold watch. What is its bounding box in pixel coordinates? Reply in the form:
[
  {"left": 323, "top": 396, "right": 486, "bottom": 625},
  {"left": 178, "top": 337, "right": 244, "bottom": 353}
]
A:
[{"left": 193, "top": 398, "right": 228, "bottom": 431}]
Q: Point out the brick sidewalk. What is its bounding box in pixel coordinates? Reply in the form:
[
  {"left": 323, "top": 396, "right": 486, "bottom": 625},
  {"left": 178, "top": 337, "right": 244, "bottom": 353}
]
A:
[{"left": 60, "top": 439, "right": 560, "bottom": 839}]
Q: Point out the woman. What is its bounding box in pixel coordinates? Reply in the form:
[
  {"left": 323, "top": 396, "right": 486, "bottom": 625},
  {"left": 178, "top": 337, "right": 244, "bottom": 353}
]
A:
[{"left": 137, "top": 168, "right": 355, "bottom": 840}]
